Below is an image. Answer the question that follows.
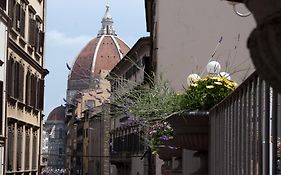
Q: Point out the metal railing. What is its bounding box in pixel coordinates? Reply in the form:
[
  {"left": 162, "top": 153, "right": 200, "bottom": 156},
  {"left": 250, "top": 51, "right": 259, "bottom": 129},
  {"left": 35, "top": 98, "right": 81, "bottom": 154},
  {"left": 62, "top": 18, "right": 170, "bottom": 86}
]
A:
[{"left": 210, "top": 71, "right": 281, "bottom": 175}]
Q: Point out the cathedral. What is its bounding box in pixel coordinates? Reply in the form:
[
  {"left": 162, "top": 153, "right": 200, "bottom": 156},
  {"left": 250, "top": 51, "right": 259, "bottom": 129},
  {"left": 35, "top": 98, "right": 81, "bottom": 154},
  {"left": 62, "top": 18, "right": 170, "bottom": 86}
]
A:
[{"left": 47, "top": 4, "right": 130, "bottom": 175}]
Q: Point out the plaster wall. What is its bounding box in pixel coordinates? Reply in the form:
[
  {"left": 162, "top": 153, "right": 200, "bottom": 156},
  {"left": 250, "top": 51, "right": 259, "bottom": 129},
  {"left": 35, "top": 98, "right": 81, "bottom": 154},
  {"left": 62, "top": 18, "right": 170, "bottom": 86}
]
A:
[{"left": 156, "top": 0, "right": 256, "bottom": 91}]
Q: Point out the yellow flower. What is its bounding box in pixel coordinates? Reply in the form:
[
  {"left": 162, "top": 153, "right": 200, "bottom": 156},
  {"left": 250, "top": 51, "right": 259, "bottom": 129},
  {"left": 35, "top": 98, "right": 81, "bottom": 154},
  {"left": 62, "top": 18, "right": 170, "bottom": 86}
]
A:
[
  {"left": 232, "top": 82, "right": 238, "bottom": 87},
  {"left": 214, "top": 82, "right": 222, "bottom": 85},
  {"left": 225, "top": 85, "right": 234, "bottom": 90},
  {"left": 206, "top": 85, "right": 214, "bottom": 89},
  {"left": 191, "top": 83, "right": 198, "bottom": 87}
]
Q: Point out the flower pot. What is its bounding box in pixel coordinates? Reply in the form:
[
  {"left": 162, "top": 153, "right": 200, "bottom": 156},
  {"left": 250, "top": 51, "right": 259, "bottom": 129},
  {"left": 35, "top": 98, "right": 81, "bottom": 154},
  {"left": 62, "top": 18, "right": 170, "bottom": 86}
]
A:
[
  {"left": 156, "top": 145, "right": 182, "bottom": 161},
  {"left": 165, "top": 111, "right": 209, "bottom": 151}
]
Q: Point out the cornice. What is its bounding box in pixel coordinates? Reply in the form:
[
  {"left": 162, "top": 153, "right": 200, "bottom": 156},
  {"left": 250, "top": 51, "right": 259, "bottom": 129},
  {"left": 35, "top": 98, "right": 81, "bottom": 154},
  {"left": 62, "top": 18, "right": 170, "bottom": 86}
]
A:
[{"left": 8, "top": 38, "right": 49, "bottom": 77}]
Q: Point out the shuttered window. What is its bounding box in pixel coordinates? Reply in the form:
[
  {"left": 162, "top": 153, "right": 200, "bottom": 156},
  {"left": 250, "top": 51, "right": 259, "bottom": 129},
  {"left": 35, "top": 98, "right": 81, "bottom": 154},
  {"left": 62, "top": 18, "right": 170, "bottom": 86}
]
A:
[
  {"left": 34, "top": 21, "right": 40, "bottom": 52},
  {"left": 30, "top": 75, "right": 34, "bottom": 107},
  {"left": 25, "top": 72, "right": 30, "bottom": 106},
  {"left": 15, "top": 3, "right": 20, "bottom": 32},
  {"left": 7, "top": 124, "right": 14, "bottom": 171},
  {"left": 38, "top": 79, "right": 44, "bottom": 110},
  {"left": 7, "top": 58, "right": 15, "bottom": 98},
  {"left": 7, "top": 60, "right": 25, "bottom": 101},
  {"left": 14, "top": 62, "right": 19, "bottom": 99},
  {"left": 17, "top": 126, "right": 23, "bottom": 171},
  {"left": 19, "top": 3, "right": 26, "bottom": 37},
  {"left": 18, "top": 63, "right": 24, "bottom": 102},
  {"left": 32, "top": 130, "right": 37, "bottom": 169},
  {"left": 39, "top": 31, "right": 44, "bottom": 54},
  {"left": 33, "top": 76, "right": 38, "bottom": 108},
  {"left": 8, "top": 0, "right": 16, "bottom": 30},
  {"left": 28, "top": 12, "right": 35, "bottom": 46},
  {"left": 25, "top": 128, "right": 30, "bottom": 170},
  {"left": 7, "top": 58, "right": 12, "bottom": 97}
]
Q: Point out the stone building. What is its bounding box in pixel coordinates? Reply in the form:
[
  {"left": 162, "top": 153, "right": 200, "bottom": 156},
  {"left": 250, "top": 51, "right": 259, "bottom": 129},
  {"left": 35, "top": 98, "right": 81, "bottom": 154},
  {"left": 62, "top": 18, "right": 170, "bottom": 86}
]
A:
[
  {"left": 44, "top": 105, "right": 66, "bottom": 169},
  {"left": 65, "top": 4, "right": 130, "bottom": 175},
  {"left": 5, "top": 0, "right": 48, "bottom": 174},
  {"left": 0, "top": 1, "right": 9, "bottom": 174}
]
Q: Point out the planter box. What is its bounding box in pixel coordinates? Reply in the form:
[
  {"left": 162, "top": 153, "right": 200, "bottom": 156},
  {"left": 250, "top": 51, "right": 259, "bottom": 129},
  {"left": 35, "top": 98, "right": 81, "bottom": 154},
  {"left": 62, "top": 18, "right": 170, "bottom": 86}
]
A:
[{"left": 165, "top": 111, "right": 209, "bottom": 151}]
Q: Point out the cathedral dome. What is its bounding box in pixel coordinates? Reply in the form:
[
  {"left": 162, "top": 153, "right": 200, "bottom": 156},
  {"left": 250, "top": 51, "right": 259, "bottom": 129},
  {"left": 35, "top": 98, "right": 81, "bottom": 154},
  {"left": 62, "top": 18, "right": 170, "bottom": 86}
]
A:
[
  {"left": 68, "top": 5, "right": 130, "bottom": 83},
  {"left": 47, "top": 105, "right": 65, "bottom": 121}
]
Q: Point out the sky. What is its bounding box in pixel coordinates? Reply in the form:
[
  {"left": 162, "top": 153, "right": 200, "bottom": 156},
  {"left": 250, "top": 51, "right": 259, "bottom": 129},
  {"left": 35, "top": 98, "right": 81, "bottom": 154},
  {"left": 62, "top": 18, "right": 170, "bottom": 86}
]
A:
[{"left": 44, "top": 0, "right": 148, "bottom": 119}]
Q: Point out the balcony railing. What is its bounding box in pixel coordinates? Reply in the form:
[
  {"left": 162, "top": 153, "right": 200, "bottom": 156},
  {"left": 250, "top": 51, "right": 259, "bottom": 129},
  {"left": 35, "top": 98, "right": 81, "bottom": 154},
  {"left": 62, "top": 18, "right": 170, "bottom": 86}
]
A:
[{"left": 210, "top": 71, "right": 281, "bottom": 175}]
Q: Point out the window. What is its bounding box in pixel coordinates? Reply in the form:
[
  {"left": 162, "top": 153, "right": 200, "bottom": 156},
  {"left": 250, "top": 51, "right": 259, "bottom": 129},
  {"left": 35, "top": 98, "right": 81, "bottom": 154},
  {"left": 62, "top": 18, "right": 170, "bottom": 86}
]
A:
[
  {"left": 7, "top": 58, "right": 24, "bottom": 101},
  {"left": 8, "top": 0, "right": 16, "bottom": 28},
  {"left": 18, "top": 1, "right": 26, "bottom": 37},
  {"left": 9, "top": 0, "right": 26, "bottom": 37},
  {"left": 7, "top": 124, "right": 14, "bottom": 171},
  {"left": 25, "top": 128, "right": 30, "bottom": 170},
  {"left": 17, "top": 126, "right": 23, "bottom": 170},
  {"left": 35, "top": 18, "right": 44, "bottom": 53},
  {"left": 28, "top": 10, "right": 35, "bottom": 46},
  {"left": 25, "top": 72, "right": 44, "bottom": 109},
  {"left": 32, "top": 130, "right": 37, "bottom": 169}
]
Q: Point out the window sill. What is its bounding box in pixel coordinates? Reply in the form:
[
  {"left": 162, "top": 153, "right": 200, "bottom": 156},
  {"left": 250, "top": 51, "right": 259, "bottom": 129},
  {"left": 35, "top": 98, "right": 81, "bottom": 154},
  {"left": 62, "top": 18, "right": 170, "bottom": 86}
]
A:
[
  {"left": 27, "top": 44, "right": 33, "bottom": 55},
  {"left": 19, "top": 36, "right": 27, "bottom": 49},
  {"left": 17, "top": 100, "right": 25, "bottom": 110},
  {"left": 34, "top": 51, "right": 41, "bottom": 62},
  {"left": 7, "top": 96, "right": 17, "bottom": 105},
  {"left": 25, "top": 105, "right": 33, "bottom": 112},
  {"left": 10, "top": 28, "right": 18, "bottom": 41},
  {"left": 33, "top": 108, "right": 39, "bottom": 115}
]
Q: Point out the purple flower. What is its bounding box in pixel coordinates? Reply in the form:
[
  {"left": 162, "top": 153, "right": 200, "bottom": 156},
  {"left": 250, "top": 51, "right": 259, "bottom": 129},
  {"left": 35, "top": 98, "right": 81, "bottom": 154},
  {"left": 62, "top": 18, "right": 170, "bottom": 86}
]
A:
[{"left": 159, "top": 135, "right": 169, "bottom": 141}]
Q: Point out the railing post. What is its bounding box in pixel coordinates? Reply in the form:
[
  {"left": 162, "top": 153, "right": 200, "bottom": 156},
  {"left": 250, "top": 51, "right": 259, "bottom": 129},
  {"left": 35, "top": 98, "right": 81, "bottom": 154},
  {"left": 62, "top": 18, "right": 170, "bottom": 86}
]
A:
[
  {"left": 261, "top": 81, "right": 270, "bottom": 175},
  {"left": 271, "top": 89, "right": 278, "bottom": 175}
]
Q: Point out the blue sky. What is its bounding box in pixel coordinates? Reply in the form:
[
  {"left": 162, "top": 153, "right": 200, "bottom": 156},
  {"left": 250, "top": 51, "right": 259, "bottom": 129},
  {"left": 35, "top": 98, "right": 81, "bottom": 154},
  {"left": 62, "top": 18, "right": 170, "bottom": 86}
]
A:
[{"left": 44, "top": 0, "right": 148, "bottom": 118}]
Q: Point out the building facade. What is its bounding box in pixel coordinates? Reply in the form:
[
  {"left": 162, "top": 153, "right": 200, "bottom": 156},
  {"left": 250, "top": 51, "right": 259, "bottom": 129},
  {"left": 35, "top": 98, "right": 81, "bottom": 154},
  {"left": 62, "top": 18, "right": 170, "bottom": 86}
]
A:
[
  {"left": 0, "top": 1, "right": 9, "bottom": 174},
  {"left": 44, "top": 105, "right": 66, "bottom": 169},
  {"left": 108, "top": 37, "right": 152, "bottom": 175},
  {"left": 5, "top": 0, "right": 48, "bottom": 174},
  {"left": 65, "top": 5, "right": 130, "bottom": 175}
]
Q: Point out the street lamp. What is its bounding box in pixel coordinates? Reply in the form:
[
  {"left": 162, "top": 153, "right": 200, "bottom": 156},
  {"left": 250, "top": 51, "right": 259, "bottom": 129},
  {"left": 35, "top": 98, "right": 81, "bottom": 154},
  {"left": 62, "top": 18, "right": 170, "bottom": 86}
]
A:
[
  {"left": 206, "top": 61, "right": 221, "bottom": 75},
  {"left": 187, "top": 74, "right": 200, "bottom": 86}
]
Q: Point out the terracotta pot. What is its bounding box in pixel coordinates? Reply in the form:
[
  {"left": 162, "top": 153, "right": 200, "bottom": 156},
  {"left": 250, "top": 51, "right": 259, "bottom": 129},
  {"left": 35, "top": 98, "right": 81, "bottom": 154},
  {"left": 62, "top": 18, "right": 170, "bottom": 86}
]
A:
[{"left": 156, "top": 145, "right": 182, "bottom": 161}]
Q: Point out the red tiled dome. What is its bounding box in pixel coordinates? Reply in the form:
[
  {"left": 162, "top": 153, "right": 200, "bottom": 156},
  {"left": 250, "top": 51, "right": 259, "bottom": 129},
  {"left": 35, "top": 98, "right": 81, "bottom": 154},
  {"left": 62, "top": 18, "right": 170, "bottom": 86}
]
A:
[
  {"left": 69, "top": 35, "right": 130, "bottom": 80},
  {"left": 47, "top": 105, "right": 65, "bottom": 121}
]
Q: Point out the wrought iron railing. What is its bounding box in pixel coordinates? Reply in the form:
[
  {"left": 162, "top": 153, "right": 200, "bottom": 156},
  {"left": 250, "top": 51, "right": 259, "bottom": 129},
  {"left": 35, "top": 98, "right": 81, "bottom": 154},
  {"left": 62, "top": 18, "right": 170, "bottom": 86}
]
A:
[{"left": 210, "top": 71, "right": 281, "bottom": 175}]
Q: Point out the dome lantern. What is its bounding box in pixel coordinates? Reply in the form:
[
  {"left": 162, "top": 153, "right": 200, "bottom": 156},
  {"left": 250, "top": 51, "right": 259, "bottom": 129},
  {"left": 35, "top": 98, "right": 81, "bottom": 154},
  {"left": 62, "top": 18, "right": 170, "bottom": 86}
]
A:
[{"left": 98, "top": 4, "right": 116, "bottom": 36}]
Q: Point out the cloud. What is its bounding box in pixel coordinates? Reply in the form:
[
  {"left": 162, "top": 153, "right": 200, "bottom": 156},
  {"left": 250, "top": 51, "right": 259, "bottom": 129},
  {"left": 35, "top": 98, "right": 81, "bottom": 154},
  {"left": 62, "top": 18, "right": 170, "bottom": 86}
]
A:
[{"left": 46, "top": 30, "right": 92, "bottom": 47}]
